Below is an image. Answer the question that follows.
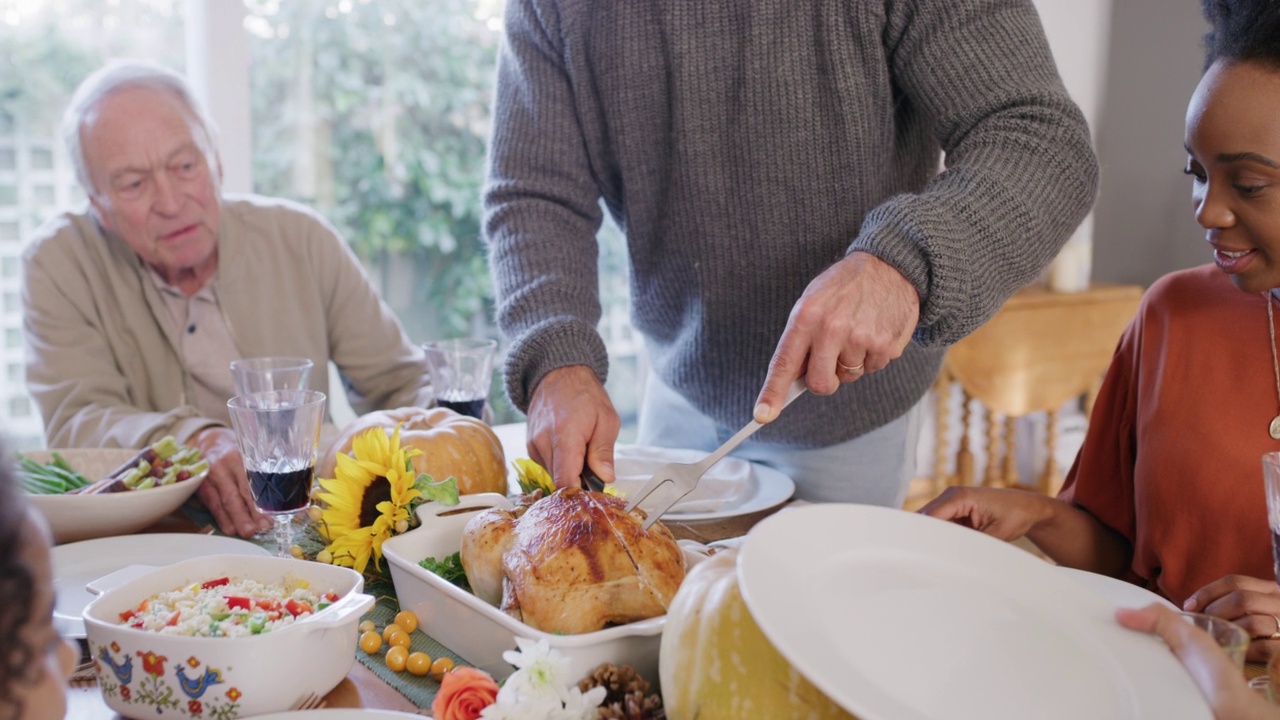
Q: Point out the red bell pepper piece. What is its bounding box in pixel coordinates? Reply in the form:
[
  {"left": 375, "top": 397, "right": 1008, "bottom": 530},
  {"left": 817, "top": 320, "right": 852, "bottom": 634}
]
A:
[
  {"left": 201, "top": 577, "right": 231, "bottom": 590},
  {"left": 284, "top": 599, "right": 312, "bottom": 617},
  {"left": 225, "top": 596, "right": 252, "bottom": 610}
]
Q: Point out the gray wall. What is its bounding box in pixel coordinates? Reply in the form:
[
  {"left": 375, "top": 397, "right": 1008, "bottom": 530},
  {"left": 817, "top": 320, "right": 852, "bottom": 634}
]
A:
[{"left": 1091, "top": 0, "right": 1210, "bottom": 286}]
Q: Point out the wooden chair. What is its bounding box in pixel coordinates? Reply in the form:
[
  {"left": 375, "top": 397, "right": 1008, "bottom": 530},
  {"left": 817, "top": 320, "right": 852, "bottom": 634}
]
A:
[{"left": 925, "top": 284, "right": 1143, "bottom": 501}]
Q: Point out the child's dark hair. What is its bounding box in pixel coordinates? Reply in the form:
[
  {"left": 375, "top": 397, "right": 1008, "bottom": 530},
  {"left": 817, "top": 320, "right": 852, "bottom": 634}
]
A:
[
  {"left": 1202, "top": 0, "right": 1280, "bottom": 70},
  {"left": 0, "top": 449, "right": 35, "bottom": 720}
]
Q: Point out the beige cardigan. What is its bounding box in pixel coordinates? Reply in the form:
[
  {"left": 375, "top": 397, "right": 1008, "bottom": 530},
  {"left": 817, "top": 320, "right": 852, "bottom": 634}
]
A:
[{"left": 22, "top": 194, "right": 434, "bottom": 449}]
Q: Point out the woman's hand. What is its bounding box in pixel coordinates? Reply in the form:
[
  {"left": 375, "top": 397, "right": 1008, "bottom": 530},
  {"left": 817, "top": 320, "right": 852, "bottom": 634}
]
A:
[
  {"left": 1185, "top": 575, "right": 1280, "bottom": 663},
  {"left": 1117, "top": 603, "right": 1275, "bottom": 720},
  {"left": 918, "top": 486, "right": 1053, "bottom": 542}
]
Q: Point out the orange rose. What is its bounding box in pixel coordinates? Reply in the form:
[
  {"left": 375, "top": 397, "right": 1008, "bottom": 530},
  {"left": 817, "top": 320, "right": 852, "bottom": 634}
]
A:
[{"left": 431, "top": 667, "right": 500, "bottom": 720}]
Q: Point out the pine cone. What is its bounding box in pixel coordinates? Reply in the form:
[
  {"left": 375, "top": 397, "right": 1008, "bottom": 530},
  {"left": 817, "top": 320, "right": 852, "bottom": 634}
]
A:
[
  {"left": 579, "top": 662, "right": 649, "bottom": 699},
  {"left": 596, "top": 691, "right": 665, "bottom": 720},
  {"left": 580, "top": 663, "right": 664, "bottom": 720}
]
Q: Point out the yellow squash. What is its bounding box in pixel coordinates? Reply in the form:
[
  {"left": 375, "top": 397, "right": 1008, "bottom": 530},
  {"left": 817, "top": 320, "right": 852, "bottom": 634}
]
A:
[{"left": 659, "top": 548, "right": 857, "bottom": 720}]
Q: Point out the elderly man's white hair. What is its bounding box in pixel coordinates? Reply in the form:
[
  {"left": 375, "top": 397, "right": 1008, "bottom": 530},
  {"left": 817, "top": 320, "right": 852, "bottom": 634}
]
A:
[{"left": 61, "top": 59, "right": 222, "bottom": 197}]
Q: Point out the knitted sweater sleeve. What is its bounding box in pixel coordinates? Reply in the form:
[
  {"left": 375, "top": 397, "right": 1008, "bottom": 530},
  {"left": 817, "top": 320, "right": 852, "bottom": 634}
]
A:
[
  {"left": 483, "top": 0, "right": 609, "bottom": 412},
  {"left": 862, "top": 0, "right": 1100, "bottom": 346}
]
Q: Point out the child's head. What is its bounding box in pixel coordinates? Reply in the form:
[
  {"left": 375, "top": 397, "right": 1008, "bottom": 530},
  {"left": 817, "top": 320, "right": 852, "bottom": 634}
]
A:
[
  {"left": 1185, "top": 0, "right": 1280, "bottom": 293},
  {"left": 0, "top": 454, "right": 75, "bottom": 720}
]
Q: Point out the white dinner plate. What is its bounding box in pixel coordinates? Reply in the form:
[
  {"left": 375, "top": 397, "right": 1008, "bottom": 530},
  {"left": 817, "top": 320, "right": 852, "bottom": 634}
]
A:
[
  {"left": 488, "top": 423, "right": 795, "bottom": 522},
  {"left": 253, "top": 711, "right": 428, "bottom": 720},
  {"left": 738, "top": 505, "right": 1212, "bottom": 720},
  {"left": 643, "top": 461, "right": 794, "bottom": 522},
  {"left": 1058, "top": 567, "right": 1178, "bottom": 610},
  {"left": 52, "top": 533, "right": 271, "bottom": 638}
]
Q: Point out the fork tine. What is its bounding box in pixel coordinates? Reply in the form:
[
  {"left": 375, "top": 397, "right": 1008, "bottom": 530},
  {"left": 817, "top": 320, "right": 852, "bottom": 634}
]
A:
[
  {"left": 623, "top": 376, "right": 809, "bottom": 527},
  {"left": 622, "top": 474, "right": 672, "bottom": 514}
]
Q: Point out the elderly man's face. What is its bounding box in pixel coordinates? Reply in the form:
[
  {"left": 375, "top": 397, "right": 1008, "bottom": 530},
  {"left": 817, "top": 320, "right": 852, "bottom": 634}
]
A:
[{"left": 83, "top": 85, "right": 221, "bottom": 291}]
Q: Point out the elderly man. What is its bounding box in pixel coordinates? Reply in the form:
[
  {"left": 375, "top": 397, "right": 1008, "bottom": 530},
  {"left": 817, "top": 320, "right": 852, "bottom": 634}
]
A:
[{"left": 23, "top": 60, "right": 433, "bottom": 537}]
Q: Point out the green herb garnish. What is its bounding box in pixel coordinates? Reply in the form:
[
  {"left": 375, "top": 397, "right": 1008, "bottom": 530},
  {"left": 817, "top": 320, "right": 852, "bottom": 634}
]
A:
[{"left": 419, "top": 551, "right": 471, "bottom": 592}]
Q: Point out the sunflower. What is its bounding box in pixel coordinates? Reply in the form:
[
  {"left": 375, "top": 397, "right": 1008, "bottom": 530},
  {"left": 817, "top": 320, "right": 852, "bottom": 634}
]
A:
[{"left": 314, "top": 424, "right": 422, "bottom": 575}]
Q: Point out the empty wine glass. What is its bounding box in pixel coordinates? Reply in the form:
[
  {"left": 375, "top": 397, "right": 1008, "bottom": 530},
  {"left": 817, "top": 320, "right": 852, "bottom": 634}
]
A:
[
  {"left": 228, "top": 390, "right": 326, "bottom": 556},
  {"left": 230, "top": 357, "right": 313, "bottom": 396}
]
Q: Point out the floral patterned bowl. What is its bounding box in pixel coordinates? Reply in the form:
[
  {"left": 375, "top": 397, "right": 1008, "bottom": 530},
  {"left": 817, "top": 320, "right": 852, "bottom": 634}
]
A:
[{"left": 82, "top": 554, "right": 373, "bottom": 719}]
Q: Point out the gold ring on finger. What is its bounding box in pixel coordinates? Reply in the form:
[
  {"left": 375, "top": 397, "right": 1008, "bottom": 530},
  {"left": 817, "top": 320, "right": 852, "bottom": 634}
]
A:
[
  {"left": 1270, "top": 614, "right": 1280, "bottom": 640},
  {"left": 837, "top": 361, "right": 864, "bottom": 375}
]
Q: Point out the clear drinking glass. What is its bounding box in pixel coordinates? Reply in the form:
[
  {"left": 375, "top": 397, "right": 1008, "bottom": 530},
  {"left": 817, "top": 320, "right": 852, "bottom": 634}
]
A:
[
  {"left": 230, "top": 357, "right": 314, "bottom": 396},
  {"left": 1178, "top": 611, "right": 1249, "bottom": 668},
  {"left": 1264, "top": 452, "right": 1280, "bottom": 582},
  {"left": 227, "top": 390, "right": 326, "bottom": 556},
  {"left": 423, "top": 338, "right": 497, "bottom": 419}
]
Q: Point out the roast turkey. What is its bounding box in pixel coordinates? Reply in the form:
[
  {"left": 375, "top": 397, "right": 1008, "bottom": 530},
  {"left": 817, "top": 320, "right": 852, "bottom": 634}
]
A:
[{"left": 459, "top": 487, "right": 686, "bottom": 634}]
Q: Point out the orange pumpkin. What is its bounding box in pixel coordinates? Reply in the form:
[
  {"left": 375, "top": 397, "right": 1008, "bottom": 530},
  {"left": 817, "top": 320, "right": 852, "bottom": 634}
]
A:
[{"left": 320, "top": 407, "right": 508, "bottom": 495}]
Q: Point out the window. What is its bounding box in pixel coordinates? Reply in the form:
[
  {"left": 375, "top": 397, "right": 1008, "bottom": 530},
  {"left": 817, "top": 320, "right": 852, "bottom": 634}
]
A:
[
  {"left": 29, "top": 146, "right": 53, "bottom": 170},
  {"left": 242, "top": 0, "right": 639, "bottom": 430},
  {"left": 6, "top": 364, "right": 20, "bottom": 383},
  {"left": 4, "top": 329, "right": 20, "bottom": 349},
  {"left": 0, "top": 148, "right": 14, "bottom": 171},
  {"left": 0, "top": 222, "right": 17, "bottom": 242},
  {"left": 8, "top": 396, "right": 29, "bottom": 418},
  {"left": 33, "top": 184, "right": 54, "bottom": 205},
  {"left": 3, "top": 292, "right": 18, "bottom": 313},
  {"left": 0, "top": 186, "right": 15, "bottom": 206}
]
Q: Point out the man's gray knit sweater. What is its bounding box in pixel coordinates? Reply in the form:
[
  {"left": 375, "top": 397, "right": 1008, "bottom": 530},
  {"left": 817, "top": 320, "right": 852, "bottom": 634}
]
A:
[{"left": 484, "top": 0, "right": 1099, "bottom": 448}]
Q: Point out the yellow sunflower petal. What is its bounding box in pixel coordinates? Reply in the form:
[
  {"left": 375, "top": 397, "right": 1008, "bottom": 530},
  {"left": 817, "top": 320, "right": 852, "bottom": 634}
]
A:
[{"left": 513, "top": 458, "right": 555, "bottom": 494}]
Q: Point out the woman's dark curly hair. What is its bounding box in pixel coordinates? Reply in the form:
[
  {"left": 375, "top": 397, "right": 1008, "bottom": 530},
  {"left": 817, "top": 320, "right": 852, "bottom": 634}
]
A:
[
  {"left": 1202, "top": 0, "right": 1280, "bottom": 70},
  {"left": 0, "top": 450, "right": 37, "bottom": 720}
]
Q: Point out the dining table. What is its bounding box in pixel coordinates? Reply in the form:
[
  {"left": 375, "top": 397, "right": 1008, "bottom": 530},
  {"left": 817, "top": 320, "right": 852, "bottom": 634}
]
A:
[
  {"left": 59, "top": 421, "right": 1269, "bottom": 719},
  {"left": 62, "top": 422, "right": 783, "bottom": 720}
]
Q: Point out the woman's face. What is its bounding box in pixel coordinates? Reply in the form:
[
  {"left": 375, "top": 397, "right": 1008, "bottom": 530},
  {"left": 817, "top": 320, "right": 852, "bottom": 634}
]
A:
[
  {"left": 1185, "top": 59, "right": 1280, "bottom": 293},
  {"left": 11, "top": 511, "right": 76, "bottom": 720}
]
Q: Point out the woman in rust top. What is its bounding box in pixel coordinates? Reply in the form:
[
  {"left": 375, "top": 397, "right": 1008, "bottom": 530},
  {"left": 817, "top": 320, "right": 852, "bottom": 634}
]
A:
[{"left": 924, "top": 0, "right": 1280, "bottom": 665}]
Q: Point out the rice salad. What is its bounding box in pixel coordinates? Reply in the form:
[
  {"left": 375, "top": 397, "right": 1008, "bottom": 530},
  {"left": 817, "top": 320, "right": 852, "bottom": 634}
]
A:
[{"left": 117, "top": 575, "right": 340, "bottom": 637}]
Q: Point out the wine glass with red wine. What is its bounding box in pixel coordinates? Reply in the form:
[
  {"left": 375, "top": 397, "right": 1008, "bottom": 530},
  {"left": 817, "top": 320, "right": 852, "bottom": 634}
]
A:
[
  {"left": 423, "top": 338, "right": 497, "bottom": 419},
  {"left": 228, "top": 390, "right": 326, "bottom": 556}
]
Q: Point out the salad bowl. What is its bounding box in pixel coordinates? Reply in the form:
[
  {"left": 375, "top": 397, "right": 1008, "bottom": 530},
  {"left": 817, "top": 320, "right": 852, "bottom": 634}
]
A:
[
  {"left": 82, "top": 554, "right": 373, "bottom": 719},
  {"left": 22, "top": 448, "right": 208, "bottom": 544}
]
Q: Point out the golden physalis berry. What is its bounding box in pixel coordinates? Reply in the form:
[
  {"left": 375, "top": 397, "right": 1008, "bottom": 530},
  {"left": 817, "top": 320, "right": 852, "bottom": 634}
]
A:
[
  {"left": 387, "top": 631, "right": 411, "bottom": 650},
  {"left": 406, "top": 652, "right": 432, "bottom": 677},
  {"left": 382, "top": 623, "right": 404, "bottom": 643},
  {"left": 359, "top": 631, "right": 383, "bottom": 654},
  {"left": 393, "top": 610, "right": 418, "bottom": 634},
  {"left": 358, "top": 620, "right": 376, "bottom": 634},
  {"left": 385, "top": 646, "right": 409, "bottom": 673},
  {"left": 429, "top": 656, "right": 455, "bottom": 681}
]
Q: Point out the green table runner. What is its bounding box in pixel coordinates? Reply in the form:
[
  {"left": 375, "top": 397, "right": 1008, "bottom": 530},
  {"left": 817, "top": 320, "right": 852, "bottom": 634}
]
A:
[{"left": 356, "top": 575, "right": 472, "bottom": 711}]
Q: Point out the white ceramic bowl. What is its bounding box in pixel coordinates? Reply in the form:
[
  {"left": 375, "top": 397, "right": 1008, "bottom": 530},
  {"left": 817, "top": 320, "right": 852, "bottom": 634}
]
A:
[
  {"left": 83, "top": 554, "right": 374, "bottom": 719},
  {"left": 382, "top": 494, "right": 671, "bottom": 684},
  {"left": 22, "top": 448, "right": 208, "bottom": 544}
]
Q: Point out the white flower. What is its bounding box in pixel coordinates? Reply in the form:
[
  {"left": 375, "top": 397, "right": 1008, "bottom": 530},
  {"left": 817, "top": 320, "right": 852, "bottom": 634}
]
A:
[
  {"left": 500, "top": 637, "right": 574, "bottom": 703},
  {"left": 478, "top": 691, "right": 560, "bottom": 720},
  {"left": 561, "top": 685, "right": 608, "bottom": 719}
]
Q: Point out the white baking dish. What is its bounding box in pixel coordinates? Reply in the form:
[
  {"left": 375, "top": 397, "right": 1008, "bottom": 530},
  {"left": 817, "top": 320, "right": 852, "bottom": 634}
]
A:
[
  {"left": 382, "top": 493, "right": 674, "bottom": 683},
  {"left": 82, "top": 554, "right": 374, "bottom": 719}
]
